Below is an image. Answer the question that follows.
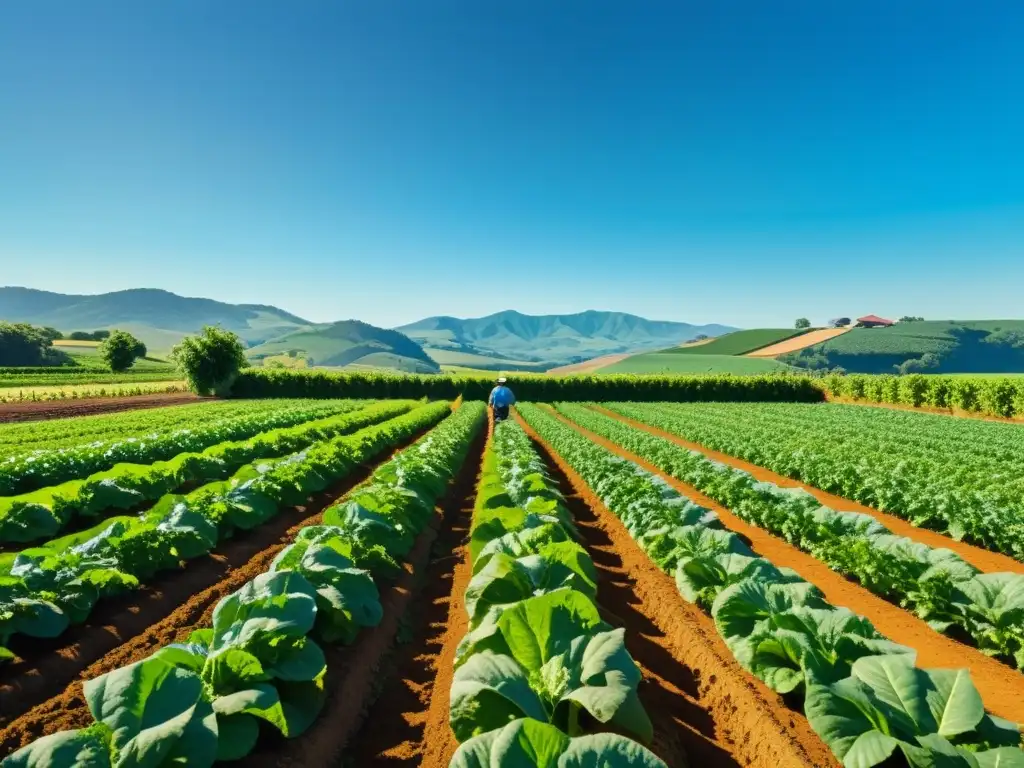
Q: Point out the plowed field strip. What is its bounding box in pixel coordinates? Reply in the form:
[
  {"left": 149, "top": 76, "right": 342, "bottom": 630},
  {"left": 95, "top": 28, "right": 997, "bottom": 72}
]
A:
[
  {"left": 516, "top": 413, "right": 839, "bottom": 768},
  {"left": 0, "top": 431, "right": 432, "bottom": 757},
  {"left": 590, "top": 405, "right": 1024, "bottom": 575},
  {"left": 551, "top": 408, "right": 1024, "bottom": 725},
  {"left": 0, "top": 392, "right": 199, "bottom": 423}
]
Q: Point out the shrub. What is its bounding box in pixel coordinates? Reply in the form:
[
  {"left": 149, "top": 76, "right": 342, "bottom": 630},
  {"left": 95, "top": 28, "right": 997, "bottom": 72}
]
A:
[
  {"left": 99, "top": 330, "right": 146, "bottom": 372},
  {"left": 923, "top": 377, "right": 953, "bottom": 409},
  {"left": 172, "top": 326, "right": 249, "bottom": 396},
  {"left": 0, "top": 322, "right": 57, "bottom": 366},
  {"left": 898, "top": 374, "right": 929, "bottom": 407},
  {"left": 879, "top": 375, "right": 900, "bottom": 404},
  {"left": 950, "top": 378, "right": 982, "bottom": 412},
  {"left": 978, "top": 379, "right": 1020, "bottom": 418}
]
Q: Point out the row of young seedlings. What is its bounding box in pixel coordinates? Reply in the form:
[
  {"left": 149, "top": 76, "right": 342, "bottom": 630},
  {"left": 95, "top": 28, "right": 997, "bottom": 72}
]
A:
[
  {"left": 0, "top": 400, "right": 423, "bottom": 662},
  {"left": 448, "top": 417, "right": 666, "bottom": 767},
  {"left": 1, "top": 400, "right": 485, "bottom": 767},
  {"left": 516, "top": 403, "right": 1024, "bottom": 768},
  {"left": 560, "top": 403, "right": 1024, "bottom": 671}
]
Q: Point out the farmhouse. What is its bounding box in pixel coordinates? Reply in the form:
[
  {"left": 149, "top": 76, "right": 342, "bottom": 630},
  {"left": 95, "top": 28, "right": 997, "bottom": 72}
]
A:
[{"left": 855, "top": 314, "right": 894, "bottom": 328}]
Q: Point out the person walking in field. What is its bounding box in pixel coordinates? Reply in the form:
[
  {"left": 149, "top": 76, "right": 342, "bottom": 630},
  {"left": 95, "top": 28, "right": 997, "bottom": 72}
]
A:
[{"left": 489, "top": 377, "right": 516, "bottom": 422}]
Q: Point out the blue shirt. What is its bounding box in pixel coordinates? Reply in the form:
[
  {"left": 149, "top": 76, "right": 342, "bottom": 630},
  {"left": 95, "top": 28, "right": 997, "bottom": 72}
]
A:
[{"left": 489, "top": 385, "right": 516, "bottom": 407}]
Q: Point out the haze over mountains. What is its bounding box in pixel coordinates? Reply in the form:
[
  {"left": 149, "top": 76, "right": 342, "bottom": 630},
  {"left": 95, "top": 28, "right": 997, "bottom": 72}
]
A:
[{"left": 0, "top": 287, "right": 733, "bottom": 371}]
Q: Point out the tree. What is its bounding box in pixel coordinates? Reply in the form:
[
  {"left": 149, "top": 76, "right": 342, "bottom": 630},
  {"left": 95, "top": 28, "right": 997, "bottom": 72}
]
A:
[
  {"left": 795, "top": 318, "right": 811, "bottom": 329},
  {"left": 172, "top": 326, "right": 249, "bottom": 396},
  {"left": 99, "top": 329, "right": 146, "bottom": 372},
  {"left": 899, "top": 316, "right": 924, "bottom": 323},
  {"left": 0, "top": 322, "right": 55, "bottom": 366},
  {"left": 92, "top": 330, "right": 111, "bottom": 341},
  {"left": 694, "top": 334, "right": 709, "bottom": 341}
]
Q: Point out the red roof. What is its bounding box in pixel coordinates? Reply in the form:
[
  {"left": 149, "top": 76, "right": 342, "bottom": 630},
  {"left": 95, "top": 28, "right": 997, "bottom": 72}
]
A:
[{"left": 857, "top": 315, "right": 894, "bottom": 325}]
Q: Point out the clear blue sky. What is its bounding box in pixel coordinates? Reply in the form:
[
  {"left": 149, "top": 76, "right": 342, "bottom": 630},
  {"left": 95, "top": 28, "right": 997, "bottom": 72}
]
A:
[{"left": 1, "top": 1, "right": 1022, "bottom": 328}]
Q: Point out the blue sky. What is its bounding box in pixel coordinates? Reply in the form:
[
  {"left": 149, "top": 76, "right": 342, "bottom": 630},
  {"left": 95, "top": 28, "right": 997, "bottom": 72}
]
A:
[{"left": 1, "top": 1, "right": 1022, "bottom": 328}]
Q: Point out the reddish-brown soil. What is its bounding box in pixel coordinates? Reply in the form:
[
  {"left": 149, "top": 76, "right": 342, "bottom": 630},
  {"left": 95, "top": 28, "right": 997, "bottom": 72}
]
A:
[
  {"left": 342, "top": 425, "right": 487, "bottom": 768},
  {"left": 0, "top": 430, "right": 433, "bottom": 758},
  {"left": 825, "top": 395, "right": 1024, "bottom": 425},
  {"left": 591, "top": 406, "right": 1024, "bottom": 576},
  {"left": 0, "top": 392, "right": 199, "bottom": 423},
  {"left": 517, "top": 413, "right": 838, "bottom": 768},
  {"left": 243, "top": 423, "right": 487, "bottom": 768},
  {"left": 547, "top": 354, "right": 632, "bottom": 375},
  {"left": 745, "top": 327, "right": 851, "bottom": 357},
  {"left": 550, "top": 409, "right": 1024, "bottom": 725}
]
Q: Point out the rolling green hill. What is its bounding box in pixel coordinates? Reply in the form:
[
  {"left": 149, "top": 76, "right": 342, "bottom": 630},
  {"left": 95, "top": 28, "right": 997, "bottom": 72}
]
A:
[
  {"left": 782, "top": 320, "right": 1024, "bottom": 374},
  {"left": 0, "top": 287, "right": 311, "bottom": 353},
  {"left": 664, "top": 328, "right": 809, "bottom": 356},
  {"left": 245, "top": 320, "right": 440, "bottom": 374},
  {"left": 398, "top": 310, "right": 735, "bottom": 368},
  {"left": 600, "top": 352, "right": 795, "bottom": 375}
]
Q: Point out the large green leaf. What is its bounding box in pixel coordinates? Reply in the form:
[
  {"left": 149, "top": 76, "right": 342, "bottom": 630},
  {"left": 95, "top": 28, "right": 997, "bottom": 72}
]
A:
[
  {"left": 208, "top": 571, "right": 317, "bottom": 652},
  {"left": 450, "top": 718, "right": 667, "bottom": 768},
  {"left": 495, "top": 591, "right": 605, "bottom": 674},
  {"left": 83, "top": 655, "right": 218, "bottom": 768},
  {"left": 1, "top": 725, "right": 112, "bottom": 768},
  {"left": 450, "top": 651, "right": 548, "bottom": 742}
]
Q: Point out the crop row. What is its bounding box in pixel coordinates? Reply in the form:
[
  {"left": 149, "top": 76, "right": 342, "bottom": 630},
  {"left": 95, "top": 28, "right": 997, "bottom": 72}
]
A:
[
  {"left": 1, "top": 401, "right": 486, "bottom": 767},
  {"left": 0, "top": 381, "right": 188, "bottom": 404},
  {"left": 449, "top": 417, "right": 664, "bottom": 766},
  {"left": 0, "top": 400, "right": 415, "bottom": 545},
  {"left": 556, "top": 403, "right": 1024, "bottom": 670},
  {"left": 0, "top": 399, "right": 366, "bottom": 496},
  {"left": 516, "top": 403, "right": 1024, "bottom": 768},
  {"left": 608, "top": 402, "right": 1024, "bottom": 562},
  {"left": 0, "top": 399, "right": 302, "bottom": 452},
  {"left": 0, "top": 371, "right": 180, "bottom": 387},
  {"left": 0, "top": 402, "right": 448, "bottom": 663},
  {"left": 823, "top": 374, "right": 1024, "bottom": 419}
]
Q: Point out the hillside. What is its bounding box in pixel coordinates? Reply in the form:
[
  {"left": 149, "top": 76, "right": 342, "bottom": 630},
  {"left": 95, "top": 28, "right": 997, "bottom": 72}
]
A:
[
  {"left": 397, "top": 310, "right": 735, "bottom": 368},
  {"left": 664, "top": 328, "right": 810, "bottom": 356},
  {"left": 599, "top": 352, "right": 795, "bottom": 375},
  {"left": 782, "top": 320, "right": 1024, "bottom": 373},
  {"left": 0, "top": 287, "right": 311, "bottom": 352},
  {"left": 245, "top": 320, "right": 440, "bottom": 374}
]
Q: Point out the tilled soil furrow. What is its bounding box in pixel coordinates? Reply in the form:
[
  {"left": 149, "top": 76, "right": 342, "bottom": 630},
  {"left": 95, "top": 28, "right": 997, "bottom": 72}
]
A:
[
  {"left": 0, "top": 392, "right": 198, "bottom": 423},
  {"left": 340, "top": 428, "right": 486, "bottom": 768},
  {"left": 516, "top": 412, "right": 840, "bottom": 768},
  {"left": 591, "top": 405, "right": 1024, "bottom": 575},
  {"left": 549, "top": 408, "right": 1024, "bottom": 725},
  {"left": 242, "top": 426, "right": 486, "bottom": 768},
  {"left": 0, "top": 431, "right": 432, "bottom": 758}
]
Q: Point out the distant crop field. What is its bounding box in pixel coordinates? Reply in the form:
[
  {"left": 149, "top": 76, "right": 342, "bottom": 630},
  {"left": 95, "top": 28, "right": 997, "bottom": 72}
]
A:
[
  {"left": 664, "top": 328, "right": 809, "bottom": 356},
  {"left": 599, "top": 352, "right": 794, "bottom": 375}
]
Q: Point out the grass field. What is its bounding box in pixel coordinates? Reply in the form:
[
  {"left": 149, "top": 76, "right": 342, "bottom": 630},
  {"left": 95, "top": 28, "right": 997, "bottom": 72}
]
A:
[
  {"left": 423, "top": 347, "right": 544, "bottom": 371},
  {"left": 661, "top": 328, "right": 809, "bottom": 356},
  {"left": 599, "top": 352, "right": 795, "bottom": 374}
]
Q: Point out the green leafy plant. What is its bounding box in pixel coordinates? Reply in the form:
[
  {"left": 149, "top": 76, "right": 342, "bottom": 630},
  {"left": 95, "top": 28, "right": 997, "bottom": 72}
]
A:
[{"left": 171, "top": 326, "right": 249, "bottom": 396}]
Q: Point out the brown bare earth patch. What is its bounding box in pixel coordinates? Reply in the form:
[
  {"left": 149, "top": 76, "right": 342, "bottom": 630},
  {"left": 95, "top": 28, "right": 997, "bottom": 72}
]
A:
[
  {"left": 516, "top": 413, "right": 838, "bottom": 768},
  {"left": 547, "top": 353, "right": 632, "bottom": 375},
  {"left": 0, "top": 430, "right": 434, "bottom": 758},
  {"left": 591, "top": 406, "right": 1024, "bottom": 576},
  {"left": 550, "top": 408, "right": 1024, "bottom": 725},
  {"left": 247, "top": 423, "right": 487, "bottom": 765},
  {"left": 826, "top": 395, "right": 1024, "bottom": 425},
  {"left": 0, "top": 392, "right": 200, "bottom": 423},
  {"left": 745, "top": 327, "right": 851, "bottom": 357}
]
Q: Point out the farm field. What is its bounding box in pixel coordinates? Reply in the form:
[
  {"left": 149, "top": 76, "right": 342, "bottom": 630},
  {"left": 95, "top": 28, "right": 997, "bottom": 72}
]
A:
[
  {"left": 0, "top": 379, "right": 187, "bottom": 405},
  {"left": 745, "top": 326, "right": 852, "bottom": 356},
  {"left": 663, "top": 327, "right": 810, "bottom": 355},
  {"left": 0, "top": 394, "right": 1021, "bottom": 768},
  {"left": 599, "top": 351, "right": 795, "bottom": 374}
]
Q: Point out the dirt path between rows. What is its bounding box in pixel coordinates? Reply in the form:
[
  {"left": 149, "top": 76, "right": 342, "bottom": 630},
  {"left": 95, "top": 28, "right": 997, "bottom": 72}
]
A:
[
  {"left": 0, "top": 392, "right": 199, "bottom": 423},
  {"left": 0, "top": 430, "right": 433, "bottom": 758},
  {"left": 826, "top": 395, "right": 1024, "bottom": 426},
  {"left": 590, "top": 406, "right": 1024, "bottom": 576},
  {"left": 517, "top": 413, "right": 838, "bottom": 768},
  {"left": 549, "top": 409, "right": 1024, "bottom": 725},
  {"left": 330, "top": 426, "right": 486, "bottom": 768},
  {"left": 745, "top": 327, "right": 850, "bottom": 357}
]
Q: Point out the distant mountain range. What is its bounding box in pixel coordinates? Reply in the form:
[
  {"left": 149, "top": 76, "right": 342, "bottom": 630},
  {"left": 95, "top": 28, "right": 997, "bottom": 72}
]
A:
[
  {"left": 0, "top": 287, "right": 310, "bottom": 351},
  {"left": 0, "top": 287, "right": 735, "bottom": 372},
  {"left": 397, "top": 310, "right": 735, "bottom": 368}
]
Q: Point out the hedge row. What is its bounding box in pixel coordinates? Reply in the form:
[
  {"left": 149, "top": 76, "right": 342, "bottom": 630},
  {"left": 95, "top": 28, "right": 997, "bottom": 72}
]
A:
[
  {"left": 822, "top": 373, "right": 1024, "bottom": 418},
  {"left": 229, "top": 369, "right": 824, "bottom": 403}
]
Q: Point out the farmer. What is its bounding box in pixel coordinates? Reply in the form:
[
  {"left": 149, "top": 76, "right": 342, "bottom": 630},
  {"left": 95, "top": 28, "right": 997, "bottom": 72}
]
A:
[{"left": 488, "top": 377, "right": 516, "bottom": 423}]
